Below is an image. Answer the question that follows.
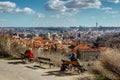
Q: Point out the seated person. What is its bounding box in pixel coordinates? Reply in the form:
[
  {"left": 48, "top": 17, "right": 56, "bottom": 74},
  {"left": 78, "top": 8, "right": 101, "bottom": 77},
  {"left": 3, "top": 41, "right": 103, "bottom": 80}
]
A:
[
  {"left": 68, "top": 52, "right": 78, "bottom": 62},
  {"left": 70, "top": 52, "right": 78, "bottom": 61},
  {"left": 24, "top": 48, "right": 34, "bottom": 62}
]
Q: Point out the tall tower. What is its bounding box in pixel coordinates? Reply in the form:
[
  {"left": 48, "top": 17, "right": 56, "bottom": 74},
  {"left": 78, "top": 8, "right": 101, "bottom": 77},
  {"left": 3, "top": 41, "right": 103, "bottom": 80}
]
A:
[{"left": 96, "top": 21, "right": 98, "bottom": 27}]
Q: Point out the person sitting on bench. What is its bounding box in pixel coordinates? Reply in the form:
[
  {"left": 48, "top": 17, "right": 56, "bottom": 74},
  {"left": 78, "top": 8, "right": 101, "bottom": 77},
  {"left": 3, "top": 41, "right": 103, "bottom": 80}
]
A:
[
  {"left": 68, "top": 51, "right": 78, "bottom": 62},
  {"left": 24, "top": 48, "right": 34, "bottom": 62},
  {"left": 70, "top": 52, "right": 78, "bottom": 61}
]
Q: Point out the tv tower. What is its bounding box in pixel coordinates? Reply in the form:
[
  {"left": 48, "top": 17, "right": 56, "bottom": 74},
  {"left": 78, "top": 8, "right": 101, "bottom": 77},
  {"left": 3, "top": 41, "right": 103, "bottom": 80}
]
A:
[{"left": 96, "top": 21, "right": 98, "bottom": 27}]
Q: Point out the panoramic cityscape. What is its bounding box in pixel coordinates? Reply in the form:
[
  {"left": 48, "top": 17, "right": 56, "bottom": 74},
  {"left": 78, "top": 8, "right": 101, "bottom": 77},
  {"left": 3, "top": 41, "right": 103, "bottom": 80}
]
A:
[{"left": 0, "top": 0, "right": 120, "bottom": 80}]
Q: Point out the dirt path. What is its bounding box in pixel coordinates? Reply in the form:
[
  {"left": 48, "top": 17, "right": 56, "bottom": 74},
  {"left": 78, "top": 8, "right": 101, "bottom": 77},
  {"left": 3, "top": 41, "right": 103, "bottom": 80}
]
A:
[{"left": 0, "top": 59, "right": 94, "bottom": 80}]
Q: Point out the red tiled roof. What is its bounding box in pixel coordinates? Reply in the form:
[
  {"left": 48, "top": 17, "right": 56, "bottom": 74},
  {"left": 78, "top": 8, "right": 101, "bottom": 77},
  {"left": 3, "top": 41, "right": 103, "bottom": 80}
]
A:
[{"left": 73, "top": 44, "right": 101, "bottom": 52}]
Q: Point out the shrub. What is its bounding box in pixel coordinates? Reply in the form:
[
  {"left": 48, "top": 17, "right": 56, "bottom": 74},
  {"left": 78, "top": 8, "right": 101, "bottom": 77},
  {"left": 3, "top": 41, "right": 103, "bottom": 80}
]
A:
[
  {"left": 88, "top": 61, "right": 110, "bottom": 80},
  {"left": 100, "top": 49, "right": 120, "bottom": 79},
  {"left": 105, "top": 33, "right": 120, "bottom": 49},
  {"left": 0, "top": 34, "right": 27, "bottom": 58},
  {"left": 89, "top": 49, "right": 120, "bottom": 80}
]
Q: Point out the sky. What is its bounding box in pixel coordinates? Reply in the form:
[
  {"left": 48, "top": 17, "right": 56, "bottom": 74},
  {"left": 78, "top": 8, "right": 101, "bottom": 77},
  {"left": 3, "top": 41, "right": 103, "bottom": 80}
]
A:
[{"left": 0, "top": 0, "right": 120, "bottom": 27}]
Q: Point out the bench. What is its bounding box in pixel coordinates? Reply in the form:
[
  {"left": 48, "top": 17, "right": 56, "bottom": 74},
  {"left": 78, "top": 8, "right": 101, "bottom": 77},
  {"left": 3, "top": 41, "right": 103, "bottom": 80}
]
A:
[
  {"left": 37, "top": 57, "right": 55, "bottom": 68},
  {"left": 60, "top": 59, "right": 85, "bottom": 73}
]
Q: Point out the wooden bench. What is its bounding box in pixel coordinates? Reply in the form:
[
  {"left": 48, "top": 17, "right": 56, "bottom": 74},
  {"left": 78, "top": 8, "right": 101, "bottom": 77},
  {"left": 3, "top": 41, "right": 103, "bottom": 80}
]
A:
[
  {"left": 60, "top": 59, "right": 85, "bottom": 73},
  {"left": 37, "top": 57, "right": 55, "bottom": 68}
]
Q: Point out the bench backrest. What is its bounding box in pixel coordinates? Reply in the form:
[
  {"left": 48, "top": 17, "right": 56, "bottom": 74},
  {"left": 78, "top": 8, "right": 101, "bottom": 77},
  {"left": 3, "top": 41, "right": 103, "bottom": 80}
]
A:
[{"left": 38, "top": 57, "right": 50, "bottom": 61}]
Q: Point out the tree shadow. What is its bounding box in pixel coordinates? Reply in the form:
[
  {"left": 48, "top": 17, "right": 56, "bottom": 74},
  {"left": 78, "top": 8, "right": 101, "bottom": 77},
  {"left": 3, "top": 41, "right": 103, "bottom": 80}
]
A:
[
  {"left": 42, "top": 70, "right": 79, "bottom": 77},
  {"left": 25, "top": 66, "right": 39, "bottom": 70},
  {"left": 76, "top": 76, "right": 93, "bottom": 80},
  {"left": 33, "top": 65, "right": 48, "bottom": 69},
  {"left": 8, "top": 61, "right": 26, "bottom": 65}
]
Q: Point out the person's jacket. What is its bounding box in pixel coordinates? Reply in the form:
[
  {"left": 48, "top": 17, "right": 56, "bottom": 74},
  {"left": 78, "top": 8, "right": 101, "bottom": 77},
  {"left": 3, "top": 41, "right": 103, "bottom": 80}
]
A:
[{"left": 27, "top": 50, "right": 34, "bottom": 59}]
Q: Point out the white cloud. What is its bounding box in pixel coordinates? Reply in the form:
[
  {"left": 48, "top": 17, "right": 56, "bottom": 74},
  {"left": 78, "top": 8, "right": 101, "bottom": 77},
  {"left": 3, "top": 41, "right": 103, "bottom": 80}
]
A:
[
  {"left": 106, "top": 10, "right": 118, "bottom": 14},
  {"left": 101, "top": 7, "right": 112, "bottom": 11},
  {"left": 51, "top": 14, "right": 61, "bottom": 18},
  {"left": 15, "top": 7, "right": 35, "bottom": 14},
  {"left": 46, "top": 0, "right": 101, "bottom": 18},
  {"left": 37, "top": 13, "right": 45, "bottom": 18},
  {"left": 46, "top": 0, "right": 101, "bottom": 12},
  {"left": 51, "top": 9, "right": 79, "bottom": 18},
  {"left": 0, "top": 1, "right": 16, "bottom": 8},
  {"left": 46, "top": 0, "right": 120, "bottom": 18},
  {"left": 65, "top": 0, "right": 101, "bottom": 9},
  {"left": 0, "top": 1, "right": 16, "bottom": 13},
  {"left": 101, "top": 6, "right": 118, "bottom": 15},
  {"left": 108, "top": 0, "right": 120, "bottom": 3},
  {"left": 0, "top": 1, "right": 34, "bottom": 14},
  {"left": 46, "top": 0, "right": 66, "bottom": 12}
]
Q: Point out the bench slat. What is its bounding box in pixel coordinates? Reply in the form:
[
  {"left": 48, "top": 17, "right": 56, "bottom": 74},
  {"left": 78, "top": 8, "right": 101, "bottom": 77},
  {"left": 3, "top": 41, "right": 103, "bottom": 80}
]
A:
[
  {"left": 38, "top": 57, "right": 55, "bottom": 68},
  {"left": 38, "top": 57, "right": 50, "bottom": 61}
]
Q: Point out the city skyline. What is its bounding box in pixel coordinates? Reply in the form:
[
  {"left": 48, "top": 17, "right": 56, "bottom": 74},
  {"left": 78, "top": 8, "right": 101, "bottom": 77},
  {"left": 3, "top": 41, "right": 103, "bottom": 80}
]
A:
[{"left": 0, "top": 0, "right": 120, "bottom": 27}]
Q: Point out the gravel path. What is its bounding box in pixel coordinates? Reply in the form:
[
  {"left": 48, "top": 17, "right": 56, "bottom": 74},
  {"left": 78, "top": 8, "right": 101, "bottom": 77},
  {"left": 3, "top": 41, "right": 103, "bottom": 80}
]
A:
[{"left": 0, "top": 59, "right": 94, "bottom": 80}]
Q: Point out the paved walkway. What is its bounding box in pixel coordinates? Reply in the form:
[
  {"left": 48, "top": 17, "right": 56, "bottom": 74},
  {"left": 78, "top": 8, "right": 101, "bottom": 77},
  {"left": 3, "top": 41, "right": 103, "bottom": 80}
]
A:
[{"left": 0, "top": 59, "right": 94, "bottom": 80}]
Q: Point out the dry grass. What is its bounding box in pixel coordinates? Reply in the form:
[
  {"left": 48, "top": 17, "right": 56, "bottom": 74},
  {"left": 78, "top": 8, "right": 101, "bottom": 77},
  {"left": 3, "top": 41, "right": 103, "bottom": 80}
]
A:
[
  {"left": 0, "top": 35, "right": 26, "bottom": 57},
  {"left": 100, "top": 49, "right": 120, "bottom": 79},
  {"left": 0, "top": 34, "right": 68, "bottom": 66},
  {"left": 89, "top": 49, "right": 120, "bottom": 80},
  {"left": 33, "top": 48, "right": 67, "bottom": 67}
]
